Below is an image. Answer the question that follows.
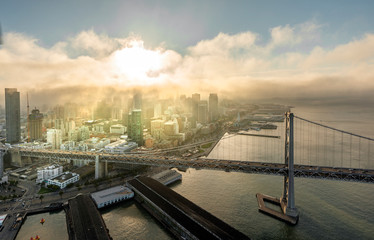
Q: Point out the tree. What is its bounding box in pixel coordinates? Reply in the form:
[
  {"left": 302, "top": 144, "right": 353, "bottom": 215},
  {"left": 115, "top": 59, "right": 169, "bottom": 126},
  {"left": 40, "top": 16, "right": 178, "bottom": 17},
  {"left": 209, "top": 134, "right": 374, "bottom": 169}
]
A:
[
  {"left": 39, "top": 195, "right": 44, "bottom": 204},
  {"left": 59, "top": 190, "right": 64, "bottom": 199}
]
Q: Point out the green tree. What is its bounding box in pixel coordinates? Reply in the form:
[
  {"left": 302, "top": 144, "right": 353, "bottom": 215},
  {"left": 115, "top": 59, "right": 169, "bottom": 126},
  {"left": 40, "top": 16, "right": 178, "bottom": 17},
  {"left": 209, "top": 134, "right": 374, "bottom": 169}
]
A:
[
  {"left": 59, "top": 190, "right": 64, "bottom": 199},
  {"left": 39, "top": 195, "right": 44, "bottom": 204}
]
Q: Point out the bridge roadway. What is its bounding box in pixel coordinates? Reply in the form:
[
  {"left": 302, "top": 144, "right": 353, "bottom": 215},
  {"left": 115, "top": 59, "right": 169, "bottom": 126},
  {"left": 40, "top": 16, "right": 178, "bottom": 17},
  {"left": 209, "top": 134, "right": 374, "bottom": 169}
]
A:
[{"left": 7, "top": 148, "right": 374, "bottom": 183}]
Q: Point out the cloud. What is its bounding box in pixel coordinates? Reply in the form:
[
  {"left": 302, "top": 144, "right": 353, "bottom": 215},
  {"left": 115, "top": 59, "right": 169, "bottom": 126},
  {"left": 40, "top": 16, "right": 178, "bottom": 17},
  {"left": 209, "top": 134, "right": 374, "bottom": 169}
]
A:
[{"left": 0, "top": 21, "right": 374, "bottom": 108}]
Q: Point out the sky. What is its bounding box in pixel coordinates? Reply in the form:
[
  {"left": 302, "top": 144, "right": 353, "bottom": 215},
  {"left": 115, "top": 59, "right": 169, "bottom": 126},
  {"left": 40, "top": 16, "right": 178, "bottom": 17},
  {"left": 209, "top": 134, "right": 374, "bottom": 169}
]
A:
[{"left": 1, "top": 0, "right": 374, "bottom": 106}]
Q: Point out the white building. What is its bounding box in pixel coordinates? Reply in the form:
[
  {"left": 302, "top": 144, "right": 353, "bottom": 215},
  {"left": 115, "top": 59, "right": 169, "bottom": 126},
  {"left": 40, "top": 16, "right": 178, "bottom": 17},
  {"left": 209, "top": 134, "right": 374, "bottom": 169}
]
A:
[
  {"left": 91, "top": 185, "right": 134, "bottom": 209},
  {"left": 164, "top": 119, "right": 179, "bottom": 135},
  {"left": 47, "top": 172, "right": 79, "bottom": 189},
  {"left": 104, "top": 140, "right": 138, "bottom": 154},
  {"left": 47, "top": 129, "right": 62, "bottom": 150},
  {"left": 36, "top": 164, "right": 63, "bottom": 183},
  {"left": 110, "top": 124, "right": 126, "bottom": 134},
  {"left": 86, "top": 137, "right": 110, "bottom": 150}
]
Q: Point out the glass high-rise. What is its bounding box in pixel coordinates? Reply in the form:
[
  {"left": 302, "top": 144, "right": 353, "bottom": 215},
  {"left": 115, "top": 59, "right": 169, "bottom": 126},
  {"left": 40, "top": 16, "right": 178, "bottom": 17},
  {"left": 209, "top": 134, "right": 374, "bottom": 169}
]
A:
[{"left": 5, "top": 88, "right": 20, "bottom": 143}]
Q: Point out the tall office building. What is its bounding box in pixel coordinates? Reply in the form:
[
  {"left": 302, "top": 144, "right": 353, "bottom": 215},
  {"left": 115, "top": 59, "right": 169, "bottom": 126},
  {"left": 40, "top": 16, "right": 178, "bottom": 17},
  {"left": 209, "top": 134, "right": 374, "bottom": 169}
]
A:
[
  {"left": 5, "top": 88, "right": 21, "bottom": 143},
  {"left": 128, "top": 109, "right": 143, "bottom": 146},
  {"left": 209, "top": 93, "right": 219, "bottom": 122},
  {"left": 191, "top": 93, "right": 200, "bottom": 128},
  {"left": 28, "top": 108, "right": 43, "bottom": 141},
  {"left": 198, "top": 100, "right": 208, "bottom": 124}
]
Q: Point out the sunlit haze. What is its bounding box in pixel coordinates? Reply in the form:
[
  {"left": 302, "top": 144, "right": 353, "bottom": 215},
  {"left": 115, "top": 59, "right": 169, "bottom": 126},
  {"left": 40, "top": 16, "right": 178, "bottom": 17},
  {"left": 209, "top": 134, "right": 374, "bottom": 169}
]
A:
[{"left": 0, "top": 1, "right": 374, "bottom": 107}]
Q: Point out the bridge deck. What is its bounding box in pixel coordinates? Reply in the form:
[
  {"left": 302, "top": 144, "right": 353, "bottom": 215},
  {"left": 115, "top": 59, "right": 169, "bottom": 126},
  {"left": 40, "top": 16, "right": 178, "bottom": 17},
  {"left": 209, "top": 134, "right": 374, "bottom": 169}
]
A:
[{"left": 4, "top": 148, "right": 374, "bottom": 183}]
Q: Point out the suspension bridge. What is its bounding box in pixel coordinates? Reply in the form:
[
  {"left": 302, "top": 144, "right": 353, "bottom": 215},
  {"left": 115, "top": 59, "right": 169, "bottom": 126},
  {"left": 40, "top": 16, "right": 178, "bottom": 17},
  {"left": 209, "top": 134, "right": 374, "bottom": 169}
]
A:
[{"left": 0, "top": 112, "right": 373, "bottom": 224}]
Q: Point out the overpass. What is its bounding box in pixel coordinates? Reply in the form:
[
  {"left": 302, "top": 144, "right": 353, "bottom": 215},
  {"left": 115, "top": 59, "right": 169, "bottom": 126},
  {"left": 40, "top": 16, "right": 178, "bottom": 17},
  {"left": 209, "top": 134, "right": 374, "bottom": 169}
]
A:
[{"left": 1, "top": 112, "right": 373, "bottom": 224}]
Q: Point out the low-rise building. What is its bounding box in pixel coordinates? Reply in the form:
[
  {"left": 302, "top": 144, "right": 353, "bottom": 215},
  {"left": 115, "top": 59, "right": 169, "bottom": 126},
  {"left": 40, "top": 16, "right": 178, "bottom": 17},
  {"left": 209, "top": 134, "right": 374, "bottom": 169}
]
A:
[
  {"left": 36, "top": 164, "right": 63, "bottom": 183},
  {"left": 47, "top": 172, "right": 79, "bottom": 189},
  {"left": 104, "top": 140, "right": 137, "bottom": 154},
  {"left": 90, "top": 185, "right": 134, "bottom": 209},
  {"left": 110, "top": 124, "right": 126, "bottom": 134}
]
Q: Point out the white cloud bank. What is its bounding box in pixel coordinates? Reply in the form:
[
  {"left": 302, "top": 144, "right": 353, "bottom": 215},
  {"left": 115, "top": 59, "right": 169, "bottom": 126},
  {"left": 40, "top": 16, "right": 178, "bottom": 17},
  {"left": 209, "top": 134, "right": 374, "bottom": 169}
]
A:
[{"left": 1, "top": 21, "right": 374, "bottom": 105}]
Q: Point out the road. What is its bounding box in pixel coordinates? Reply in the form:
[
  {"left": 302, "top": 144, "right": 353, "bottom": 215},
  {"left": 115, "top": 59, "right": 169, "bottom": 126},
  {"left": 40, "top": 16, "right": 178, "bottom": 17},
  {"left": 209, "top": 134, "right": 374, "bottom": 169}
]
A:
[{"left": 0, "top": 176, "right": 134, "bottom": 240}]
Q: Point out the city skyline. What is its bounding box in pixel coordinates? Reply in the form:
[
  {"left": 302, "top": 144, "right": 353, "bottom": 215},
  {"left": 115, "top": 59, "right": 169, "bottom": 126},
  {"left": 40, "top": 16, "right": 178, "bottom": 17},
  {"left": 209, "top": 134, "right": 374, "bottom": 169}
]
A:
[{"left": 0, "top": 1, "right": 374, "bottom": 107}]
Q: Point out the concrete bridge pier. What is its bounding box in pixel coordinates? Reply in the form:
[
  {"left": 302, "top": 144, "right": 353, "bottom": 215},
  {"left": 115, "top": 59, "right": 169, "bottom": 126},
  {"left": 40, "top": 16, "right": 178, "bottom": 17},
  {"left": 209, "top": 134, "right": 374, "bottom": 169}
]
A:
[
  {"left": 95, "top": 155, "right": 107, "bottom": 179},
  {"left": 10, "top": 150, "right": 22, "bottom": 167},
  {"left": 0, "top": 149, "right": 5, "bottom": 178}
]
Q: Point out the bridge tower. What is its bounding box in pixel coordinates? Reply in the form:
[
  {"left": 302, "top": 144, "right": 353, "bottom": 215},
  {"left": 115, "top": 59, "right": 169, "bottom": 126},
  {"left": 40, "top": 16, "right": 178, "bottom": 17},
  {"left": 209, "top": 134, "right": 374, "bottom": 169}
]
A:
[
  {"left": 256, "top": 111, "right": 299, "bottom": 224},
  {"left": 281, "top": 112, "right": 299, "bottom": 218}
]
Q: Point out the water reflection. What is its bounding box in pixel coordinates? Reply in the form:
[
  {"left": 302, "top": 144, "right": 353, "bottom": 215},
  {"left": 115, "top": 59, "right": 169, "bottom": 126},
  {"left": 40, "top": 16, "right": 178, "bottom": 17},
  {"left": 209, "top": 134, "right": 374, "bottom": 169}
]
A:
[{"left": 16, "top": 210, "right": 68, "bottom": 240}]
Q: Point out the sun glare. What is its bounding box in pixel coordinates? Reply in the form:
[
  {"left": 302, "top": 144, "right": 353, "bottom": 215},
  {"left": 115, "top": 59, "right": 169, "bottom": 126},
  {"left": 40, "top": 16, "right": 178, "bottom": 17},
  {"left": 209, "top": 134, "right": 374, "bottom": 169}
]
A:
[{"left": 112, "top": 40, "right": 163, "bottom": 84}]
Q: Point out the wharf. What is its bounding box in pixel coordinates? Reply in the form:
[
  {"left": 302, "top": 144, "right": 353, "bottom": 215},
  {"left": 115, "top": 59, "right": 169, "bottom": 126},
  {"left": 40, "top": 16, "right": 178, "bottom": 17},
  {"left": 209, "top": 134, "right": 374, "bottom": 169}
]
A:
[
  {"left": 127, "top": 176, "right": 250, "bottom": 240},
  {"left": 90, "top": 185, "right": 134, "bottom": 209},
  {"left": 151, "top": 169, "right": 182, "bottom": 185},
  {"left": 65, "top": 194, "right": 111, "bottom": 240}
]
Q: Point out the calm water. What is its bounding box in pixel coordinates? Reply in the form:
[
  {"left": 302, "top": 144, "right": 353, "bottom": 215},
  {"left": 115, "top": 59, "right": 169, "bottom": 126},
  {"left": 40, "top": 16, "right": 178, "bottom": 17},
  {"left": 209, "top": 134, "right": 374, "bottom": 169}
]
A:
[
  {"left": 17, "top": 105, "right": 374, "bottom": 239},
  {"left": 16, "top": 210, "right": 68, "bottom": 240}
]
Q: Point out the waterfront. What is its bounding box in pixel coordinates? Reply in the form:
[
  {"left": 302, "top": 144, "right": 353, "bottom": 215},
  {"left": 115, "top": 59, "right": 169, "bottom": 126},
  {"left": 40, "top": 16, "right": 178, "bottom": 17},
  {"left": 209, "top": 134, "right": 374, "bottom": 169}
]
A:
[
  {"left": 15, "top": 211, "right": 68, "bottom": 240},
  {"left": 14, "top": 105, "right": 374, "bottom": 239}
]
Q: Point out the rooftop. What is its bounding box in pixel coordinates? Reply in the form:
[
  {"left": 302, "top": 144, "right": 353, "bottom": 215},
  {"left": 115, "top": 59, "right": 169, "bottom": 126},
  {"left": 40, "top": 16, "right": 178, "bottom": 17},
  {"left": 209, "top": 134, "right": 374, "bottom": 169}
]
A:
[
  {"left": 91, "top": 185, "right": 133, "bottom": 205},
  {"left": 51, "top": 172, "right": 77, "bottom": 183}
]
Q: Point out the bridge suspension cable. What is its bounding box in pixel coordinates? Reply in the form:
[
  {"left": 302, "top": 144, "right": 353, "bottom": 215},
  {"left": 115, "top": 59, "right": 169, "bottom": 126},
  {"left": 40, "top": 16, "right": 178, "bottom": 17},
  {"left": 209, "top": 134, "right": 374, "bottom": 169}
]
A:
[{"left": 293, "top": 115, "right": 374, "bottom": 169}]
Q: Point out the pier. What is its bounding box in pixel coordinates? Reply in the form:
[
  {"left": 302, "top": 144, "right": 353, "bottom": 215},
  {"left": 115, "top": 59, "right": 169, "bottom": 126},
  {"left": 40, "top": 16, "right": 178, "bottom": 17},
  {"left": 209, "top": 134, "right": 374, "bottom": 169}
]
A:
[
  {"left": 65, "top": 194, "right": 111, "bottom": 240},
  {"left": 127, "top": 176, "right": 250, "bottom": 240},
  {"left": 151, "top": 169, "right": 182, "bottom": 185}
]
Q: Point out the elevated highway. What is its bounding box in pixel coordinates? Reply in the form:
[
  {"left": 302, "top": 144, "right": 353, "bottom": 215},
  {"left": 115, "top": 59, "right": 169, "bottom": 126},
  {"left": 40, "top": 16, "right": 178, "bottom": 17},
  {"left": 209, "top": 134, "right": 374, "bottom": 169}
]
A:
[{"left": 3, "top": 148, "right": 373, "bottom": 183}]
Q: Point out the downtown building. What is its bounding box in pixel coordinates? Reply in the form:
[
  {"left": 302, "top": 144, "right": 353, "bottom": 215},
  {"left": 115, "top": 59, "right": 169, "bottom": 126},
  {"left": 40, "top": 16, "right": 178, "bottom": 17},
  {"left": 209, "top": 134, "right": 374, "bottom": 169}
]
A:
[
  {"left": 209, "top": 93, "right": 219, "bottom": 122},
  {"left": 47, "top": 129, "right": 62, "bottom": 149},
  {"left": 128, "top": 109, "right": 143, "bottom": 146},
  {"left": 36, "top": 164, "right": 63, "bottom": 183},
  {"left": 47, "top": 172, "right": 79, "bottom": 189},
  {"left": 5, "top": 88, "right": 21, "bottom": 143},
  {"left": 191, "top": 93, "right": 200, "bottom": 128},
  {"left": 28, "top": 108, "right": 44, "bottom": 141}
]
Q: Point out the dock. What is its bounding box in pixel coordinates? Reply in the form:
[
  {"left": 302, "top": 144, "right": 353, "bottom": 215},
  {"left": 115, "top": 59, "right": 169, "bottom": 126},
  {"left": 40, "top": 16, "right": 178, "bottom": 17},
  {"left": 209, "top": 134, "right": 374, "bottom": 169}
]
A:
[
  {"left": 237, "top": 132, "right": 280, "bottom": 138},
  {"left": 151, "top": 169, "right": 182, "bottom": 185},
  {"left": 127, "top": 176, "right": 250, "bottom": 240},
  {"left": 90, "top": 185, "right": 134, "bottom": 209},
  {"left": 65, "top": 194, "right": 111, "bottom": 240}
]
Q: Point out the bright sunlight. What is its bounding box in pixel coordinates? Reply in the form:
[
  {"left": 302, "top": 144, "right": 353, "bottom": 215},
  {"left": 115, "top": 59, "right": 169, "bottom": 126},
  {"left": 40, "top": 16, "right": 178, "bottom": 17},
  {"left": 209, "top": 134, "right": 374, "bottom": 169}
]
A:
[{"left": 112, "top": 40, "right": 163, "bottom": 84}]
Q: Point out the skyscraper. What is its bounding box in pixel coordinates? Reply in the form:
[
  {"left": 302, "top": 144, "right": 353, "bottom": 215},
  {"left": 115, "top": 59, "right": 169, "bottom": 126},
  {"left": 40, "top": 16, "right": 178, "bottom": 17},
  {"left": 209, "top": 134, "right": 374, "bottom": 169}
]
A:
[
  {"left": 128, "top": 109, "right": 143, "bottom": 146},
  {"left": 198, "top": 100, "right": 208, "bottom": 124},
  {"left": 29, "top": 108, "right": 43, "bottom": 141},
  {"left": 191, "top": 93, "right": 200, "bottom": 128},
  {"left": 209, "top": 93, "right": 219, "bottom": 122},
  {"left": 5, "top": 88, "right": 20, "bottom": 143}
]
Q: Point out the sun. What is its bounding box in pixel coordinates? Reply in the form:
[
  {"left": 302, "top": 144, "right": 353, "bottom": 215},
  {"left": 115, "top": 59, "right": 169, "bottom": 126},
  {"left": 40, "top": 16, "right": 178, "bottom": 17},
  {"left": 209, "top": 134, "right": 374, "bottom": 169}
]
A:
[{"left": 112, "top": 40, "right": 163, "bottom": 84}]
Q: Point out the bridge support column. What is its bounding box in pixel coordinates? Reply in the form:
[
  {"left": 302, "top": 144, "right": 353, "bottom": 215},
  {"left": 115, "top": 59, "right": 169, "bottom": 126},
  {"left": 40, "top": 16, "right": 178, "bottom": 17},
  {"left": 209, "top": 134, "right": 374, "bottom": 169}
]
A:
[
  {"left": 0, "top": 149, "right": 5, "bottom": 179},
  {"left": 10, "top": 150, "right": 22, "bottom": 167},
  {"left": 256, "top": 112, "right": 299, "bottom": 224},
  {"left": 95, "top": 155, "right": 107, "bottom": 179}
]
